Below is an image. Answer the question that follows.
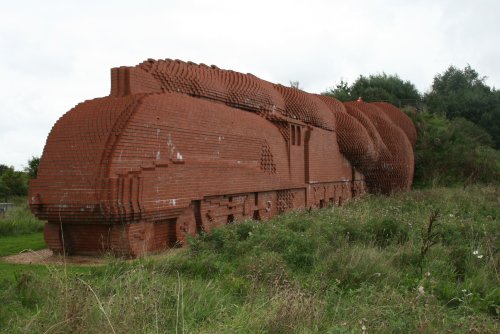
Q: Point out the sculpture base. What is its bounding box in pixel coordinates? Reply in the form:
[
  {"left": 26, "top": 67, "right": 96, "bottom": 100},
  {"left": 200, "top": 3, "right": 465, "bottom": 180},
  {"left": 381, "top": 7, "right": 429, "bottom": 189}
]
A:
[{"left": 43, "top": 220, "right": 183, "bottom": 257}]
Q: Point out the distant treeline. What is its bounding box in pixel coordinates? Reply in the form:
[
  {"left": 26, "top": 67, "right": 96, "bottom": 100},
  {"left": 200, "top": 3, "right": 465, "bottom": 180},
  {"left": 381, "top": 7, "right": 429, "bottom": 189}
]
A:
[
  {"left": 0, "top": 157, "right": 38, "bottom": 202},
  {"left": 323, "top": 65, "right": 500, "bottom": 186}
]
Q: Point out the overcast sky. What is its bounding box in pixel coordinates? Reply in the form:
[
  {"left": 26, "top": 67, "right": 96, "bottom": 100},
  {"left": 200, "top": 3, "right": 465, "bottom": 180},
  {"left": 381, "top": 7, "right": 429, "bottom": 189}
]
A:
[{"left": 1, "top": 0, "right": 499, "bottom": 170}]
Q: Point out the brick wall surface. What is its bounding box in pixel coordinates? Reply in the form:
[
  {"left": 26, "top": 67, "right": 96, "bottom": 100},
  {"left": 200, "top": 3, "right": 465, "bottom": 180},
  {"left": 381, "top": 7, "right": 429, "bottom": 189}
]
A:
[{"left": 29, "top": 59, "right": 416, "bottom": 257}]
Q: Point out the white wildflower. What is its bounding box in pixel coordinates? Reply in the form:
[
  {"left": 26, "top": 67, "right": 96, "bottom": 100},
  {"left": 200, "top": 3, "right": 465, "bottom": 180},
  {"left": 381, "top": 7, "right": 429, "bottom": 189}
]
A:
[
  {"left": 473, "top": 250, "right": 479, "bottom": 255},
  {"left": 477, "top": 254, "right": 483, "bottom": 259},
  {"left": 418, "top": 286, "right": 425, "bottom": 295}
]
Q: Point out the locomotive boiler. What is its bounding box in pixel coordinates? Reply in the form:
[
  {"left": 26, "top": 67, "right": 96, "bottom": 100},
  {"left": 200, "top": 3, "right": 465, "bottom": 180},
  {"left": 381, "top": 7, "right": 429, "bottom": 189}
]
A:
[{"left": 29, "top": 59, "right": 416, "bottom": 257}]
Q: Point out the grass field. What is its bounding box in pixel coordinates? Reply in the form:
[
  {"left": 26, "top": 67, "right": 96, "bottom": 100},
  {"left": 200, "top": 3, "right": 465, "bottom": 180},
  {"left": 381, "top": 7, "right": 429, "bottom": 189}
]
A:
[
  {"left": 0, "top": 186, "right": 498, "bottom": 333},
  {"left": 0, "top": 233, "right": 45, "bottom": 257}
]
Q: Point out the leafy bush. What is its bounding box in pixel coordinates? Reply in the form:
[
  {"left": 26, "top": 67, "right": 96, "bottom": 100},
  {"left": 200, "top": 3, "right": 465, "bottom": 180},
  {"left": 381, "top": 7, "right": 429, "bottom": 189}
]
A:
[
  {"left": 368, "top": 217, "right": 409, "bottom": 247},
  {"left": 425, "top": 65, "right": 500, "bottom": 148},
  {"left": 408, "top": 111, "right": 500, "bottom": 186},
  {"left": 0, "top": 167, "right": 28, "bottom": 202}
]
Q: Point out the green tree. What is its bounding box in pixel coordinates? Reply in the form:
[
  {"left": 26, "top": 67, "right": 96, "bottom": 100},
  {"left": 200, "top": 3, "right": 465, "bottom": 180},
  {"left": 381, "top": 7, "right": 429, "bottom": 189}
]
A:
[
  {"left": 0, "top": 166, "right": 28, "bottom": 202},
  {"left": 0, "top": 181, "right": 9, "bottom": 203},
  {"left": 323, "top": 79, "right": 351, "bottom": 102},
  {"left": 0, "top": 164, "right": 9, "bottom": 176},
  {"left": 25, "top": 156, "right": 40, "bottom": 179},
  {"left": 289, "top": 80, "right": 301, "bottom": 89},
  {"left": 350, "top": 73, "right": 421, "bottom": 105},
  {"left": 323, "top": 73, "right": 421, "bottom": 106},
  {"left": 425, "top": 65, "right": 500, "bottom": 148}
]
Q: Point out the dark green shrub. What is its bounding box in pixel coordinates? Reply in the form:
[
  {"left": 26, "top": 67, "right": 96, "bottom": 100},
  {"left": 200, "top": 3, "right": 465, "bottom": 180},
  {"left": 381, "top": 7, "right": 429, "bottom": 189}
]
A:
[
  {"left": 368, "top": 218, "right": 409, "bottom": 247},
  {"left": 330, "top": 218, "right": 369, "bottom": 244},
  {"left": 409, "top": 111, "right": 500, "bottom": 186},
  {"left": 448, "top": 246, "right": 468, "bottom": 281},
  {"left": 14, "top": 271, "right": 43, "bottom": 309},
  {"left": 235, "top": 222, "right": 254, "bottom": 241}
]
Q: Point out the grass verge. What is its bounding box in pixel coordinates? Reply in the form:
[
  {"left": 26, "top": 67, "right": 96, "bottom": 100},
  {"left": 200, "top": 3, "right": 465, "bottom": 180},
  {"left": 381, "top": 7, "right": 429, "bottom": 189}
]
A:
[{"left": 1, "top": 186, "right": 498, "bottom": 333}]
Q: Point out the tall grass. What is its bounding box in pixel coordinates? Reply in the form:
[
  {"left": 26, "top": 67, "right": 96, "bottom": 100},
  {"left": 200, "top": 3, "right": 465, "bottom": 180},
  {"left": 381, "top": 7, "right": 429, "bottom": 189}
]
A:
[
  {"left": 0, "top": 199, "right": 44, "bottom": 236},
  {"left": 1, "top": 186, "right": 499, "bottom": 333}
]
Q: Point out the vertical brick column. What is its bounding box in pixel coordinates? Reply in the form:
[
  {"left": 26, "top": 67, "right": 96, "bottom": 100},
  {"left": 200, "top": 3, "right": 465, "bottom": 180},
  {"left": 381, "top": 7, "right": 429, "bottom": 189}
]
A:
[{"left": 43, "top": 223, "right": 64, "bottom": 254}]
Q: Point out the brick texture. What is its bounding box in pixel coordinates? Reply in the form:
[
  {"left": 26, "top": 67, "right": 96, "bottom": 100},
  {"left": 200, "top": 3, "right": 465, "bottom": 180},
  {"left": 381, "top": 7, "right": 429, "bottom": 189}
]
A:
[{"left": 29, "top": 59, "right": 416, "bottom": 257}]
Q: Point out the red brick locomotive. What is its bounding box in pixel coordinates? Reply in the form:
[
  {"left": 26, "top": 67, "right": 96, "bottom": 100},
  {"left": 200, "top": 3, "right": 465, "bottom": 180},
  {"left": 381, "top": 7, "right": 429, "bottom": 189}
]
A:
[{"left": 29, "top": 59, "right": 416, "bottom": 257}]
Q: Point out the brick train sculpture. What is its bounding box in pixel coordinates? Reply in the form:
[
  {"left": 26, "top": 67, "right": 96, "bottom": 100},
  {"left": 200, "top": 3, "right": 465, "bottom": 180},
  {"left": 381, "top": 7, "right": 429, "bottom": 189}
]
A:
[{"left": 29, "top": 59, "right": 416, "bottom": 257}]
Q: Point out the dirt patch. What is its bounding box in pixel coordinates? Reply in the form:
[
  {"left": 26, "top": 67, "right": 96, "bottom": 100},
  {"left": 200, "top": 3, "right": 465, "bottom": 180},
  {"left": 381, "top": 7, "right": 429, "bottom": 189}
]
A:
[
  {"left": 2, "top": 247, "right": 183, "bottom": 266},
  {"left": 2, "top": 249, "right": 108, "bottom": 266}
]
